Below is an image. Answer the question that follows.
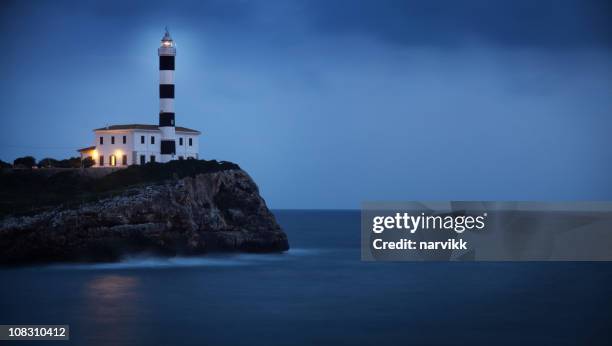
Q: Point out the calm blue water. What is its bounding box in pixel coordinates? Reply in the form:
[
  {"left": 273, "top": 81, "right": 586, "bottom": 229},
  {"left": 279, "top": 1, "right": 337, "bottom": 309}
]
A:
[{"left": 1, "top": 210, "right": 611, "bottom": 345}]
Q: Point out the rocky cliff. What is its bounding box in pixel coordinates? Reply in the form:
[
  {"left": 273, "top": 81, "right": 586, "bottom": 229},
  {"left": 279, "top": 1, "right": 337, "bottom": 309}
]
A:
[{"left": 0, "top": 163, "right": 289, "bottom": 265}]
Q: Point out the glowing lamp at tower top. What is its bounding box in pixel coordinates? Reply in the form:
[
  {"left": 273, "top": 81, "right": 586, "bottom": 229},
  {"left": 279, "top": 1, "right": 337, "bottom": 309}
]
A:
[{"left": 160, "top": 28, "right": 175, "bottom": 48}]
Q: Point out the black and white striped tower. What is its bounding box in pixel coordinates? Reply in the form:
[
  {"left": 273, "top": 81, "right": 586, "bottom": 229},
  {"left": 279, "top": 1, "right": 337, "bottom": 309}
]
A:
[{"left": 158, "top": 28, "right": 176, "bottom": 162}]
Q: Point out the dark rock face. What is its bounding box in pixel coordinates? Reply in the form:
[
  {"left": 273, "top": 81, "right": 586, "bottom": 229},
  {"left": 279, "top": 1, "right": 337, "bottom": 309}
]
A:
[{"left": 0, "top": 169, "right": 289, "bottom": 265}]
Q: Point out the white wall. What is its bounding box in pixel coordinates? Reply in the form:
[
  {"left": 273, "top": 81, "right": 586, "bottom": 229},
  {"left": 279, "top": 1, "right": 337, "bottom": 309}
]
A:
[
  {"left": 94, "top": 130, "right": 135, "bottom": 167},
  {"left": 132, "top": 131, "right": 161, "bottom": 164},
  {"left": 91, "top": 129, "right": 199, "bottom": 167},
  {"left": 175, "top": 132, "right": 199, "bottom": 160}
]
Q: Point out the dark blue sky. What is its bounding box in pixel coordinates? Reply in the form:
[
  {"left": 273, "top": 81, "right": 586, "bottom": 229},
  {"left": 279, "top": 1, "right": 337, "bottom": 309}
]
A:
[{"left": 1, "top": 0, "right": 611, "bottom": 208}]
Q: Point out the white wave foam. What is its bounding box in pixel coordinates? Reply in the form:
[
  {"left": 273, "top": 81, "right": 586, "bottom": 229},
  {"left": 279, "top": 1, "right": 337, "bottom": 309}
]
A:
[{"left": 47, "top": 249, "right": 320, "bottom": 270}]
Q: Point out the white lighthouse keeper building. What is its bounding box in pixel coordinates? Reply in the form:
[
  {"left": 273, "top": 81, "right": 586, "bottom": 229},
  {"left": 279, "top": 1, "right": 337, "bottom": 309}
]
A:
[{"left": 78, "top": 29, "right": 201, "bottom": 167}]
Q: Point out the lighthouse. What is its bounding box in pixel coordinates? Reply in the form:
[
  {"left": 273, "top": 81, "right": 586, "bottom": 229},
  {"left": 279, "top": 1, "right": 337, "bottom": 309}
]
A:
[
  {"left": 78, "top": 28, "right": 201, "bottom": 167},
  {"left": 158, "top": 28, "right": 177, "bottom": 162}
]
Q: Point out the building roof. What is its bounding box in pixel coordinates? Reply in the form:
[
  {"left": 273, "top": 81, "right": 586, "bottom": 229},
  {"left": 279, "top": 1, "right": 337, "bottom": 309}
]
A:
[
  {"left": 77, "top": 145, "right": 96, "bottom": 152},
  {"left": 93, "top": 124, "right": 201, "bottom": 134},
  {"left": 162, "top": 28, "right": 173, "bottom": 43}
]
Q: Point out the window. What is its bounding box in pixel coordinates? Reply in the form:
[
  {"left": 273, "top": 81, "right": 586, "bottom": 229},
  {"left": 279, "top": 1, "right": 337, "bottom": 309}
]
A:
[
  {"left": 150, "top": 155, "right": 156, "bottom": 163},
  {"left": 122, "top": 136, "right": 127, "bottom": 144},
  {"left": 151, "top": 136, "right": 155, "bottom": 144},
  {"left": 141, "top": 135, "right": 145, "bottom": 144},
  {"left": 189, "top": 138, "right": 193, "bottom": 146},
  {"left": 110, "top": 155, "right": 116, "bottom": 166},
  {"left": 111, "top": 136, "right": 115, "bottom": 144},
  {"left": 99, "top": 137, "right": 104, "bottom": 145},
  {"left": 99, "top": 155, "right": 104, "bottom": 166},
  {"left": 140, "top": 155, "right": 145, "bottom": 165},
  {"left": 122, "top": 155, "right": 127, "bottom": 165},
  {"left": 179, "top": 137, "right": 183, "bottom": 146},
  {"left": 179, "top": 156, "right": 184, "bottom": 160}
]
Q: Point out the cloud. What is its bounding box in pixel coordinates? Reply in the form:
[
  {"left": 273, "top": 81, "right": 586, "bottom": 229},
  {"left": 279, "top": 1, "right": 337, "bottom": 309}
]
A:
[{"left": 302, "top": 0, "right": 612, "bottom": 48}]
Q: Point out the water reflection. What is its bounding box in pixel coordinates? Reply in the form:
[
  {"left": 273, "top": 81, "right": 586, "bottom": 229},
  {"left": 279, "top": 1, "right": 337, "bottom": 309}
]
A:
[{"left": 85, "top": 275, "right": 140, "bottom": 322}]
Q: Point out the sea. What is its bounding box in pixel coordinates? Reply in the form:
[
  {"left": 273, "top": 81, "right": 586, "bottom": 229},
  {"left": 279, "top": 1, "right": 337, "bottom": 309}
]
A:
[{"left": 0, "top": 210, "right": 610, "bottom": 345}]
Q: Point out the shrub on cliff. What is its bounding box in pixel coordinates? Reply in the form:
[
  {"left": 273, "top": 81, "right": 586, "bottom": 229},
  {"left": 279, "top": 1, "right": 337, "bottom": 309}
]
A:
[
  {"left": 58, "top": 157, "right": 83, "bottom": 168},
  {"left": 94, "top": 159, "right": 240, "bottom": 192},
  {"left": 82, "top": 157, "right": 95, "bottom": 168},
  {"left": 0, "top": 159, "right": 241, "bottom": 217},
  {"left": 13, "top": 156, "right": 36, "bottom": 169},
  {"left": 38, "top": 157, "right": 93, "bottom": 168},
  {"left": 38, "top": 158, "right": 60, "bottom": 168}
]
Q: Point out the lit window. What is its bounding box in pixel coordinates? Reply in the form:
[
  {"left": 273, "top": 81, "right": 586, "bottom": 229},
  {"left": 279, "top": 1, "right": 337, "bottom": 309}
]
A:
[{"left": 110, "top": 155, "right": 116, "bottom": 166}]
